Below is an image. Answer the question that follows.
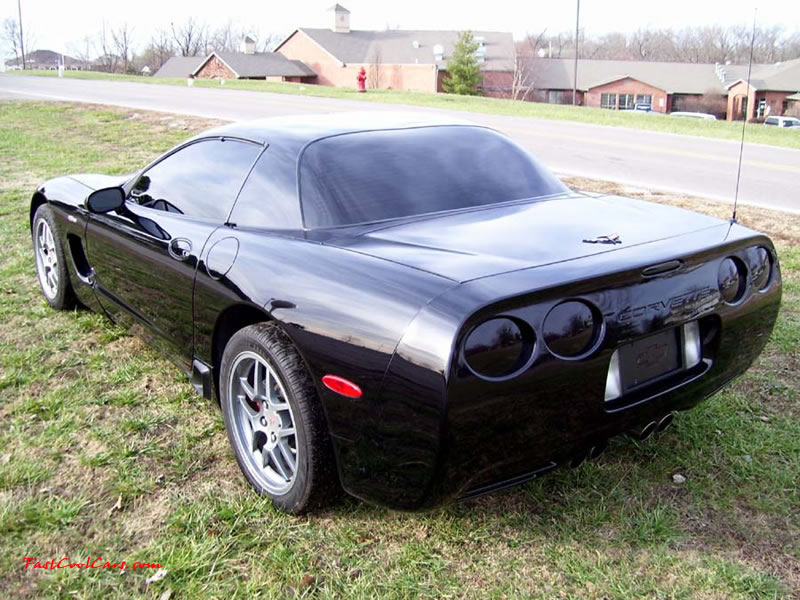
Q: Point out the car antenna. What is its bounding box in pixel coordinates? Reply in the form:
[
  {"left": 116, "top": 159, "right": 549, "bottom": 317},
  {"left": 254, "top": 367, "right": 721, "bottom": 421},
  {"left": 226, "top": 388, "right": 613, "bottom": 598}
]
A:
[{"left": 732, "top": 8, "right": 757, "bottom": 223}]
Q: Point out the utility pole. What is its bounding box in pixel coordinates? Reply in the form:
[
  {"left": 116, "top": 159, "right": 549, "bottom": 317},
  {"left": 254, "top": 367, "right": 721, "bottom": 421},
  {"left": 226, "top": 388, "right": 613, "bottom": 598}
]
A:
[
  {"left": 17, "top": 0, "right": 26, "bottom": 70},
  {"left": 572, "top": 0, "right": 580, "bottom": 105}
]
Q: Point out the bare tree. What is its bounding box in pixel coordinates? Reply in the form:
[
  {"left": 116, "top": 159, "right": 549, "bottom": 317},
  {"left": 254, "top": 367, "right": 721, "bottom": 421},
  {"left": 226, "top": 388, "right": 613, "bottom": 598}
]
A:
[
  {"left": 597, "top": 32, "right": 631, "bottom": 59},
  {"left": 547, "top": 31, "right": 572, "bottom": 58},
  {"left": 140, "top": 29, "right": 174, "bottom": 71},
  {"left": 367, "top": 44, "right": 384, "bottom": 88},
  {"left": 529, "top": 25, "right": 799, "bottom": 65},
  {"left": 511, "top": 43, "right": 536, "bottom": 101},
  {"left": 253, "top": 31, "right": 281, "bottom": 53},
  {"left": 208, "top": 20, "right": 238, "bottom": 53},
  {"left": 754, "top": 25, "right": 783, "bottom": 63},
  {"left": 111, "top": 23, "right": 134, "bottom": 73},
  {"left": 66, "top": 34, "right": 95, "bottom": 70},
  {"left": 171, "top": 18, "right": 206, "bottom": 57},
  {"left": 2, "top": 18, "right": 20, "bottom": 66},
  {"left": 95, "top": 21, "right": 119, "bottom": 73},
  {"left": 523, "top": 29, "right": 548, "bottom": 58},
  {"left": 782, "top": 30, "right": 800, "bottom": 62}
]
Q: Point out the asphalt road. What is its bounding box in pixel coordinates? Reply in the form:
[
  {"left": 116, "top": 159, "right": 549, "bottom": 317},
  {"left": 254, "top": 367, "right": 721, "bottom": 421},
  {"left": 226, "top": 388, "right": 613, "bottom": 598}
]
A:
[{"left": 2, "top": 74, "right": 799, "bottom": 213}]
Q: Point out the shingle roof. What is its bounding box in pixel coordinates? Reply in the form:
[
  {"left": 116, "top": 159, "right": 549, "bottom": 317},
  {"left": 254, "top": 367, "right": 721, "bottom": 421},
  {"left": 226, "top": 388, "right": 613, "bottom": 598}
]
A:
[
  {"left": 284, "top": 28, "right": 515, "bottom": 72},
  {"left": 530, "top": 58, "right": 753, "bottom": 94},
  {"left": 154, "top": 52, "right": 315, "bottom": 79},
  {"left": 153, "top": 56, "right": 204, "bottom": 78},
  {"left": 5, "top": 49, "right": 83, "bottom": 67},
  {"left": 749, "top": 57, "right": 800, "bottom": 92},
  {"left": 207, "top": 51, "right": 316, "bottom": 77},
  {"left": 531, "top": 56, "right": 800, "bottom": 95}
]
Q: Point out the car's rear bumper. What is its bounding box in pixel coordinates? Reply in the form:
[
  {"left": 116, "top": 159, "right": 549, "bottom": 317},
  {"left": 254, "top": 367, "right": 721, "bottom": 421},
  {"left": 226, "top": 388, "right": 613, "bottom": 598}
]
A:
[
  {"left": 448, "top": 300, "right": 778, "bottom": 502},
  {"left": 333, "top": 227, "right": 781, "bottom": 510}
]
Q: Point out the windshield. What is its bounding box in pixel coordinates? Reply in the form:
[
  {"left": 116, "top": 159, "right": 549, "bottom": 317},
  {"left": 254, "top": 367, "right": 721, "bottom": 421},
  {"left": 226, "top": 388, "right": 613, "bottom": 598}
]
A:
[{"left": 298, "top": 126, "right": 568, "bottom": 228}]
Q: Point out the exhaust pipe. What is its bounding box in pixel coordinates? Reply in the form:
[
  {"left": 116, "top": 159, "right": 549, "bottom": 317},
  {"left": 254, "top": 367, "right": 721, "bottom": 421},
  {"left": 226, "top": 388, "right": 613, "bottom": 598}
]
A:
[
  {"left": 656, "top": 413, "right": 674, "bottom": 433},
  {"left": 627, "top": 421, "right": 657, "bottom": 441}
]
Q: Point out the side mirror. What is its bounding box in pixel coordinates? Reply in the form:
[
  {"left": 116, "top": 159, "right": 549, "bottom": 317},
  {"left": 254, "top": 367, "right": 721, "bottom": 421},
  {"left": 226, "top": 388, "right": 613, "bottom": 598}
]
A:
[{"left": 86, "top": 187, "right": 125, "bottom": 214}]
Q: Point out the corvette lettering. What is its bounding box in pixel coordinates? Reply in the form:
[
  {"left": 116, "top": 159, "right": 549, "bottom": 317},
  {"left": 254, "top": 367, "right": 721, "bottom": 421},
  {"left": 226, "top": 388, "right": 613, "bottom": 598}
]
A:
[{"left": 617, "top": 286, "right": 716, "bottom": 322}]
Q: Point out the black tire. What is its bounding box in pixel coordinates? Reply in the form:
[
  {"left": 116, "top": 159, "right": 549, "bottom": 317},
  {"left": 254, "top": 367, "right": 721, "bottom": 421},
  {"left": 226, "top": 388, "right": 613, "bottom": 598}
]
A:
[
  {"left": 219, "top": 322, "right": 340, "bottom": 514},
  {"left": 31, "top": 204, "right": 77, "bottom": 310}
]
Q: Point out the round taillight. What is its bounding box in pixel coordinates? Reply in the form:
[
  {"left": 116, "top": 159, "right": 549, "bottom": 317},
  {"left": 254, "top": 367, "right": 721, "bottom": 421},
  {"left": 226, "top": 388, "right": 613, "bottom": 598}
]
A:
[
  {"left": 543, "top": 300, "right": 601, "bottom": 359},
  {"left": 718, "top": 257, "right": 747, "bottom": 304},
  {"left": 748, "top": 247, "right": 772, "bottom": 292},
  {"left": 463, "top": 317, "right": 532, "bottom": 379}
]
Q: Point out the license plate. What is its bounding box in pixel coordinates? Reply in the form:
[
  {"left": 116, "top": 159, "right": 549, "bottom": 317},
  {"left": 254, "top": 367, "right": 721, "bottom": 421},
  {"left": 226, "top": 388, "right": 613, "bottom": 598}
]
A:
[{"left": 618, "top": 328, "right": 681, "bottom": 391}]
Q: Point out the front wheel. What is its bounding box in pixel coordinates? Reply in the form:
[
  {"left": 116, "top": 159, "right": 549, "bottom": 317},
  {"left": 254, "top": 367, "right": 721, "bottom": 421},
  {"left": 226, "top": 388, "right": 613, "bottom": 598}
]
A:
[
  {"left": 32, "top": 204, "right": 76, "bottom": 310},
  {"left": 219, "top": 322, "right": 339, "bottom": 514}
]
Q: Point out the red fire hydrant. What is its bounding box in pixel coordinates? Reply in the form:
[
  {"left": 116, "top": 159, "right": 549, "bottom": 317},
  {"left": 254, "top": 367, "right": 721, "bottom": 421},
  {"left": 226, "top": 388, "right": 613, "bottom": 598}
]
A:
[{"left": 357, "top": 67, "right": 367, "bottom": 92}]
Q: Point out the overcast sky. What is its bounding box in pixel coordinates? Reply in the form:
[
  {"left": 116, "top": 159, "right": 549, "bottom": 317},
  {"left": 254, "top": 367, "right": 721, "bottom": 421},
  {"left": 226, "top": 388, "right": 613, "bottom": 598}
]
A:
[{"left": 1, "top": 0, "right": 796, "bottom": 59}]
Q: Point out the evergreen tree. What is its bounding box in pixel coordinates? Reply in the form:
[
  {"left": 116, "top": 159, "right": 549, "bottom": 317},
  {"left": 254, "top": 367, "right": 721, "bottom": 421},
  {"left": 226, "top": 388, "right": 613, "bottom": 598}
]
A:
[{"left": 442, "top": 31, "right": 483, "bottom": 95}]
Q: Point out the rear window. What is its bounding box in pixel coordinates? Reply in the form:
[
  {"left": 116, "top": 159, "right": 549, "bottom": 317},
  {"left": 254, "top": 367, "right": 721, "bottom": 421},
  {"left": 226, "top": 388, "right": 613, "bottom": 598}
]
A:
[{"left": 298, "top": 126, "right": 567, "bottom": 228}]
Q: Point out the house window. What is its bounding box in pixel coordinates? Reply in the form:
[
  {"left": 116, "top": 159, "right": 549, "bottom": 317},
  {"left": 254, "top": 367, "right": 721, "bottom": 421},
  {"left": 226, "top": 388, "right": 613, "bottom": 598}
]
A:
[
  {"left": 757, "top": 98, "right": 766, "bottom": 118},
  {"left": 601, "top": 93, "right": 617, "bottom": 109},
  {"left": 619, "top": 94, "right": 635, "bottom": 110},
  {"left": 635, "top": 94, "right": 652, "bottom": 106}
]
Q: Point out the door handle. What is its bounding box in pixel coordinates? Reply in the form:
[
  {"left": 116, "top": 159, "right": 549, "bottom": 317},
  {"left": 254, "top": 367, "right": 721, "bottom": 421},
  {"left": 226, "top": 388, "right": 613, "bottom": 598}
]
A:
[{"left": 168, "top": 238, "right": 193, "bottom": 261}]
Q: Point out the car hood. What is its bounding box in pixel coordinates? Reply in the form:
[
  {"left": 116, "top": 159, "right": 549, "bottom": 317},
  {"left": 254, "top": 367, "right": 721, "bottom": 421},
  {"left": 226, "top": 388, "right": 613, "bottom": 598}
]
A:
[
  {"left": 326, "top": 194, "right": 730, "bottom": 282},
  {"left": 67, "top": 173, "right": 131, "bottom": 191}
]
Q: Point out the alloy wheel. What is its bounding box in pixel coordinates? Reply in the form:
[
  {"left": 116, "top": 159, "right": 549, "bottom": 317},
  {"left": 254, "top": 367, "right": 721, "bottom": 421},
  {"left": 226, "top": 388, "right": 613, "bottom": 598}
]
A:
[
  {"left": 34, "top": 218, "right": 59, "bottom": 299},
  {"left": 228, "top": 351, "right": 299, "bottom": 495}
]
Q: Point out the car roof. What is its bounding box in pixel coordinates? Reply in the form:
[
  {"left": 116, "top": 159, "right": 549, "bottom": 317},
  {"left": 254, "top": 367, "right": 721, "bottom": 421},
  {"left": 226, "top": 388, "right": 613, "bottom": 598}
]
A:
[{"left": 200, "top": 111, "right": 476, "bottom": 147}]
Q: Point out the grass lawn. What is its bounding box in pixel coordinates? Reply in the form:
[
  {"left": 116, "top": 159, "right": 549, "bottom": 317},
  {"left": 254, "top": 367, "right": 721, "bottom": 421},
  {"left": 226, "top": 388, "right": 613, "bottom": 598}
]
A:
[
  {"left": 5, "top": 69, "right": 800, "bottom": 151},
  {"left": 1, "top": 100, "right": 799, "bottom": 599}
]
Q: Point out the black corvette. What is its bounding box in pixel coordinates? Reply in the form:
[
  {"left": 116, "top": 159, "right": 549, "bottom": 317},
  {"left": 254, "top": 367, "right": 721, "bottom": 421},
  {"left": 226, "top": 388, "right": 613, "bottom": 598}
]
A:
[{"left": 30, "top": 113, "right": 781, "bottom": 513}]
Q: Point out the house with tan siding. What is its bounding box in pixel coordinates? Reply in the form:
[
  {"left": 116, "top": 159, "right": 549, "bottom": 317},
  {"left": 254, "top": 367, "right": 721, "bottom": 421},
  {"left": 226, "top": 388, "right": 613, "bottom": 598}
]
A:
[{"left": 274, "top": 4, "right": 515, "bottom": 96}]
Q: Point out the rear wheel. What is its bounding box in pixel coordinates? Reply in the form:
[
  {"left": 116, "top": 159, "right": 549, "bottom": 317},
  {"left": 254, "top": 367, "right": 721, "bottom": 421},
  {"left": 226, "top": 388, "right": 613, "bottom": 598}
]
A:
[
  {"left": 219, "top": 322, "right": 339, "bottom": 513},
  {"left": 32, "top": 204, "right": 76, "bottom": 310}
]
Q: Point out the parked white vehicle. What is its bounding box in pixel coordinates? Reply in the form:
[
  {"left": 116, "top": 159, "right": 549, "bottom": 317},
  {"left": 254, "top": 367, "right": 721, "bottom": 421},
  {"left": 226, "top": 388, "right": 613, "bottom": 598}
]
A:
[
  {"left": 670, "top": 112, "right": 717, "bottom": 121},
  {"left": 764, "top": 116, "right": 800, "bottom": 128}
]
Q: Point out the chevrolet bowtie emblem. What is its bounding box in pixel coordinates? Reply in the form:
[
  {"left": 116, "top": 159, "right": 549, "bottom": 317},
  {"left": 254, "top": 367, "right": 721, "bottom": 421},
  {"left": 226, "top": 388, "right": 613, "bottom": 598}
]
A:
[{"left": 583, "top": 233, "right": 622, "bottom": 245}]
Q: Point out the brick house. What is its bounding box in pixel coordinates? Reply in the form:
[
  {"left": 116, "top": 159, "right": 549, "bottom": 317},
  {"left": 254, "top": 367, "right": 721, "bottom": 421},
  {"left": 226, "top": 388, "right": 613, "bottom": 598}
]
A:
[
  {"left": 787, "top": 93, "right": 800, "bottom": 116},
  {"left": 724, "top": 58, "right": 800, "bottom": 120},
  {"left": 154, "top": 37, "right": 316, "bottom": 82},
  {"left": 274, "top": 4, "right": 515, "bottom": 95},
  {"left": 529, "top": 57, "right": 799, "bottom": 120}
]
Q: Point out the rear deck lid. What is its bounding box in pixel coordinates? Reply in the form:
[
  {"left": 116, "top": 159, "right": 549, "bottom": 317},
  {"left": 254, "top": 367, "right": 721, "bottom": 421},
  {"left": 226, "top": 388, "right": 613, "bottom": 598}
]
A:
[{"left": 326, "top": 194, "right": 729, "bottom": 282}]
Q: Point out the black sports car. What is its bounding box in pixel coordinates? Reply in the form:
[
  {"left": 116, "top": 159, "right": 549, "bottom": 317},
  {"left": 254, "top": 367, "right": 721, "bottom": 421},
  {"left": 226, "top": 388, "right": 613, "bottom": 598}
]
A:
[{"left": 30, "top": 113, "right": 781, "bottom": 514}]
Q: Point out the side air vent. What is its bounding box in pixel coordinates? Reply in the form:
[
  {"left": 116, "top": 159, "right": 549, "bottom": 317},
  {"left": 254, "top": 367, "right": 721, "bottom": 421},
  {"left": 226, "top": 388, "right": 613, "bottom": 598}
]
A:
[{"left": 67, "top": 233, "right": 94, "bottom": 283}]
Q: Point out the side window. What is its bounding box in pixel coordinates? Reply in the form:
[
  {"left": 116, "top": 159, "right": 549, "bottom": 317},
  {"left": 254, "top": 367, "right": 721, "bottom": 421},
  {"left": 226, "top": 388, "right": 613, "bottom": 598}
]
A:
[
  {"left": 228, "top": 145, "right": 303, "bottom": 229},
  {"left": 130, "top": 138, "right": 261, "bottom": 221},
  {"left": 765, "top": 117, "right": 777, "bottom": 126}
]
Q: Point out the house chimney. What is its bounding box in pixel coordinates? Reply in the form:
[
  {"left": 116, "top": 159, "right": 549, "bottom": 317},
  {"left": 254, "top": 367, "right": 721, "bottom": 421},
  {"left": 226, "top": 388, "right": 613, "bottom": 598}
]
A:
[
  {"left": 329, "top": 4, "right": 350, "bottom": 33},
  {"left": 240, "top": 36, "right": 256, "bottom": 55}
]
